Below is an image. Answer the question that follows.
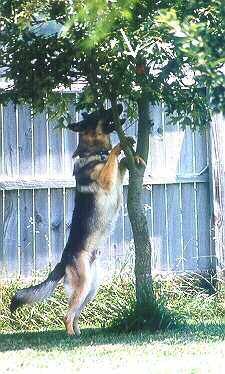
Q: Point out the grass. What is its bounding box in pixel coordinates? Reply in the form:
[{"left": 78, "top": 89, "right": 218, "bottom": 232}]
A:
[
  {"left": 1, "top": 273, "right": 225, "bottom": 373},
  {"left": 1, "top": 324, "right": 225, "bottom": 373}
]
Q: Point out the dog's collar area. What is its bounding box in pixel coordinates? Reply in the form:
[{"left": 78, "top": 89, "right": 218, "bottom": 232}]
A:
[
  {"left": 73, "top": 152, "right": 109, "bottom": 177},
  {"left": 96, "top": 150, "right": 109, "bottom": 161},
  {"left": 79, "top": 150, "right": 109, "bottom": 161},
  {"left": 78, "top": 150, "right": 109, "bottom": 161}
]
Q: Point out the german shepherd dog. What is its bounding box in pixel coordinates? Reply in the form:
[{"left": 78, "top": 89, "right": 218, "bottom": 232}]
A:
[{"left": 10, "top": 104, "right": 134, "bottom": 336}]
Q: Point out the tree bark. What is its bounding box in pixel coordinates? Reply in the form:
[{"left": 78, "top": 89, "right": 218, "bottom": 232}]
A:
[
  {"left": 111, "top": 94, "right": 155, "bottom": 309},
  {"left": 127, "top": 95, "right": 155, "bottom": 308}
]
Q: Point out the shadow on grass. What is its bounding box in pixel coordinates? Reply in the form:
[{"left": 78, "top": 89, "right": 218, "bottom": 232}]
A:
[{"left": 0, "top": 322, "right": 225, "bottom": 352}]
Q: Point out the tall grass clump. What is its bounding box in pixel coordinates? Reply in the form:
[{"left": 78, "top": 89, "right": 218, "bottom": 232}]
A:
[
  {"left": 0, "top": 270, "right": 224, "bottom": 334},
  {"left": 155, "top": 272, "right": 225, "bottom": 325},
  {"left": 104, "top": 278, "right": 183, "bottom": 332}
]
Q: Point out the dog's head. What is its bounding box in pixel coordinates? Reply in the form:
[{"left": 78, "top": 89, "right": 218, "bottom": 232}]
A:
[{"left": 69, "top": 104, "right": 125, "bottom": 157}]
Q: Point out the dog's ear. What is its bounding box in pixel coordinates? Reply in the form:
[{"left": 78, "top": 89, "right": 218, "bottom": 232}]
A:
[
  {"left": 68, "top": 104, "right": 125, "bottom": 132},
  {"left": 68, "top": 110, "right": 101, "bottom": 132},
  {"left": 102, "top": 104, "right": 125, "bottom": 133}
]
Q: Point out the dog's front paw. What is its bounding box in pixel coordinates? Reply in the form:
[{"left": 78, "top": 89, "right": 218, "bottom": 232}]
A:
[
  {"left": 134, "top": 155, "right": 147, "bottom": 167},
  {"left": 112, "top": 143, "right": 123, "bottom": 156}
]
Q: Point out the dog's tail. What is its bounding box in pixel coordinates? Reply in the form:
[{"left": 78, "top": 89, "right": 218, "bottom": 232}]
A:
[{"left": 10, "top": 261, "right": 66, "bottom": 313}]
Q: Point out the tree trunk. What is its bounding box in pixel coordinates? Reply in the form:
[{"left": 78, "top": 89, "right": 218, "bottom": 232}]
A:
[
  {"left": 127, "top": 95, "right": 155, "bottom": 309},
  {"left": 127, "top": 170, "right": 154, "bottom": 307},
  {"left": 111, "top": 94, "right": 155, "bottom": 309}
]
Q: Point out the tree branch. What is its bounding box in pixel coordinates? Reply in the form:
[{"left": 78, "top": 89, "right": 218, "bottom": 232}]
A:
[
  {"left": 120, "top": 28, "right": 140, "bottom": 59},
  {"left": 110, "top": 96, "right": 136, "bottom": 170}
]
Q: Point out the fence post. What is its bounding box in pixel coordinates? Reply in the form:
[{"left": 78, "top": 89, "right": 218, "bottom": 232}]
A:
[
  {"left": 208, "top": 113, "right": 225, "bottom": 276},
  {"left": 0, "top": 104, "right": 4, "bottom": 276}
]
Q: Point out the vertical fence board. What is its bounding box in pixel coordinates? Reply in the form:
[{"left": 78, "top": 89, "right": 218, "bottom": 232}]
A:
[
  {"left": 149, "top": 105, "right": 164, "bottom": 173},
  {"left": 20, "top": 190, "right": 34, "bottom": 277},
  {"left": 167, "top": 184, "right": 182, "bottom": 271},
  {"left": 123, "top": 186, "right": 133, "bottom": 254},
  {"left": 0, "top": 191, "right": 4, "bottom": 274},
  {"left": 49, "top": 122, "right": 63, "bottom": 176},
  {"left": 164, "top": 123, "right": 185, "bottom": 175},
  {"left": 143, "top": 186, "right": 156, "bottom": 268},
  {"left": 143, "top": 187, "right": 152, "bottom": 230},
  {"left": 63, "top": 104, "right": 78, "bottom": 176},
  {"left": 0, "top": 104, "right": 3, "bottom": 175},
  {"left": 50, "top": 188, "right": 64, "bottom": 265},
  {"left": 209, "top": 114, "right": 225, "bottom": 271},
  {"left": 18, "top": 106, "right": 32, "bottom": 177},
  {"left": 197, "top": 183, "right": 211, "bottom": 271},
  {"left": 179, "top": 128, "right": 194, "bottom": 174},
  {"left": 3, "top": 190, "right": 18, "bottom": 276},
  {"left": 152, "top": 185, "right": 168, "bottom": 271},
  {"left": 63, "top": 129, "right": 77, "bottom": 176},
  {"left": 194, "top": 130, "right": 208, "bottom": 172},
  {"left": 109, "top": 204, "right": 124, "bottom": 270},
  {"left": 181, "top": 184, "right": 198, "bottom": 271},
  {"left": 33, "top": 112, "right": 47, "bottom": 176},
  {"left": 3, "top": 103, "right": 17, "bottom": 176},
  {"left": 34, "top": 189, "right": 49, "bottom": 271}
]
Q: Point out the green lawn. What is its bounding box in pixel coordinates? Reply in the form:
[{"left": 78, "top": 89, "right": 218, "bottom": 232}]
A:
[{"left": 1, "top": 323, "right": 225, "bottom": 374}]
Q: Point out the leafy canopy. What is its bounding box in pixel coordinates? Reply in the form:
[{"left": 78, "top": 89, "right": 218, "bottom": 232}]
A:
[{"left": 1, "top": 0, "right": 225, "bottom": 127}]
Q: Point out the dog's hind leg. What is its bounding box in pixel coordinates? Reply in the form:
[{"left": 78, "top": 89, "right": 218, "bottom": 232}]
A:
[
  {"left": 73, "top": 287, "right": 98, "bottom": 336},
  {"left": 73, "top": 258, "right": 101, "bottom": 333},
  {"left": 64, "top": 251, "right": 91, "bottom": 336}
]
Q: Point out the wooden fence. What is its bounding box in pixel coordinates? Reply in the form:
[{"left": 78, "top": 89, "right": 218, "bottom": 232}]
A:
[{"left": 0, "top": 101, "right": 221, "bottom": 279}]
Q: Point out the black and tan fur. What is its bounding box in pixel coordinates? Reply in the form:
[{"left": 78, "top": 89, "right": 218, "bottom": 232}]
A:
[{"left": 10, "top": 104, "right": 133, "bottom": 336}]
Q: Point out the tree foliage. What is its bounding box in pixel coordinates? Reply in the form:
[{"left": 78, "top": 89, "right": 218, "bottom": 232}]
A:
[{"left": 1, "top": 0, "right": 225, "bottom": 128}]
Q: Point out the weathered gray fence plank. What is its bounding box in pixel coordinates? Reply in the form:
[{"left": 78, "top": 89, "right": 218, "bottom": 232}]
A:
[
  {"left": 122, "top": 187, "right": 132, "bottom": 254},
  {"left": 179, "top": 128, "right": 194, "bottom": 174},
  {"left": 34, "top": 189, "right": 49, "bottom": 271},
  {"left": 0, "top": 190, "right": 4, "bottom": 274},
  {"left": 3, "top": 190, "right": 18, "bottom": 276},
  {"left": 18, "top": 105, "right": 32, "bottom": 177},
  {"left": 152, "top": 185, "right": 168, "bottom": 271},
  {"left": 197, "top": 183, "right": 211, "bottom": 271},
  {"left": 33, "top": 112, "right": 48, "bottom": 176},
  {"left": 167, "top": 184, "right": 182, "bottom": 272},
  {"left": 3, "top": 103, "right": 17, "bottom": 176},
  {"left": 109, "top": 196, "right": 124, "bottom": 269},
  {"left": 209, "top": 114, "right": 225, "bottom": 271},
  {"left": 181, "top": 184, "right": 198, "bottom": 271},
  {"left": 49, "top": 122, "right": 63, "bottom": 176},
  {"left": 143, "top": 186, "right": 155, "bottom": 267},
  {"left": 50, "top": 188, "right": 64, "bottom": 265},
  {"left": 63, "top": 128, "right": 77, "bottom": 176},
  {"left": 149, "top": 105, "right": 164, "bottom": 174},
  {"left": 194, "top": 130, "right": 208, "bottom": 172},
  {"left": 164, "top": 118, "right": 183, "bottom": 175},
  {"left": 0, "top": 105, "right": 3, "bottom": 176},
  {"left": 20, "top": 189, "right": 34, "bottom": 277},
  {"left": 63, "top": 104, "right": 78, "bottom": 176}
]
